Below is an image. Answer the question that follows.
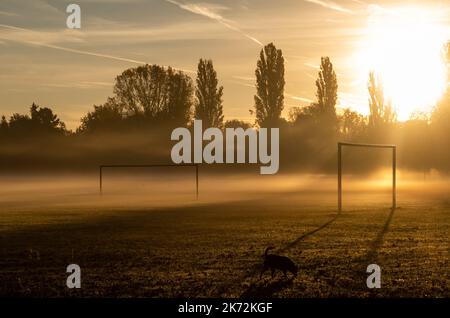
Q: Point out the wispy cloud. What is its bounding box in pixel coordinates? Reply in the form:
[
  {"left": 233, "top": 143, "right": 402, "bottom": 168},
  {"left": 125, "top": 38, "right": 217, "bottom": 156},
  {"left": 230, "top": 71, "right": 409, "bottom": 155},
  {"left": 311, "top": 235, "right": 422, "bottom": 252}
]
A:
[
  {"left": 231, "top": 77, "right": 314, "bottom": 105},
  {"left": 41, "top": 81, "right": 113, "bottom": 89},
  {"left": 0, "top": 10, "right": 19, "bottom": 17},
  {"left": 165, "top": 0, "right": 263, "bottom": 46},
  {"left": 286, "top": 93, "right": 314, "bottom": 104},
  {"left": 0, "top": 24, "right": 146, "bottom": 63},
  {"left": 232, "top": 75, "right": 254, "bottom": 81},
  {"left": 229, "top": 80, "right": 255, "bottom": 89},
  {"left": 0, "top": 24, "right": 194, "bottom": 73},
  {"left": 304, "top": 62, "right": 319, "bottom": 69},
  {"left": 303, "top": 0, "right": 353, "bottom": 14}
]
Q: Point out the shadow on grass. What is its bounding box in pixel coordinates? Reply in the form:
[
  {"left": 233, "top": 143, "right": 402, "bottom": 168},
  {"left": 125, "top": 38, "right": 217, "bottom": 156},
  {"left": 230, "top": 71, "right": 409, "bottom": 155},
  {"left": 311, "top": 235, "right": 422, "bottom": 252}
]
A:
[
  {"left": 280, "top": 211, "right": 340, "bottom": 253},
  {"left": 226, "top": 211, "right": 340, "bottom": 296},
  {"left": 348, "top": 207, "right": 396, "bottom": 292},
  {"left": 240, "top": 277, "right": 294, "bottom": 298},
  {"left": 364, "top": 207, "right": 395, "bottom": 263}
]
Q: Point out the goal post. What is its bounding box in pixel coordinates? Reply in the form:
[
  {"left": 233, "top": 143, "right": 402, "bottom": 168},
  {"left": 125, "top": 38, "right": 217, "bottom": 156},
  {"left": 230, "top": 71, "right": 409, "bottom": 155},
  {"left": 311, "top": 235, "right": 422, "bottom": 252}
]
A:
[
  {"left": 99, "top": 164, "right": 199, "bottom": 199},
  {"left": 338, "top": 142, "right": 396, "bottom": 212}
]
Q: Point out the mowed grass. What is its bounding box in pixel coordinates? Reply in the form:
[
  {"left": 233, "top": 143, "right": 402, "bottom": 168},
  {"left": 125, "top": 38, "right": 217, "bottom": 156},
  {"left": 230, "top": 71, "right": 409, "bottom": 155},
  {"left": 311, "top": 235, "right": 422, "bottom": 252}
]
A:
[{"left": 0, "top": 194, "right": 449, "bottom": 298}]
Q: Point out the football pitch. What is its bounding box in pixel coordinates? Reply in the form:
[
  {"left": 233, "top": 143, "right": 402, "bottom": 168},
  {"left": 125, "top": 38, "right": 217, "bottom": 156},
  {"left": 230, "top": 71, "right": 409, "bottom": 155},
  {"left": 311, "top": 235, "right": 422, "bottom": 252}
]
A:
[{"left": 0, "top": 174, "right": 449, "bottom": 297}]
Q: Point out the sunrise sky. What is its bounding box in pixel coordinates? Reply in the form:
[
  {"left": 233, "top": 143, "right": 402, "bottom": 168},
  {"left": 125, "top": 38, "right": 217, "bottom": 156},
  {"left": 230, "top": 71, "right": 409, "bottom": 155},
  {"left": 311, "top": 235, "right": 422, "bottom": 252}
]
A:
[{"left": 1, "top": 0, "right": 449, "bottom": 128}]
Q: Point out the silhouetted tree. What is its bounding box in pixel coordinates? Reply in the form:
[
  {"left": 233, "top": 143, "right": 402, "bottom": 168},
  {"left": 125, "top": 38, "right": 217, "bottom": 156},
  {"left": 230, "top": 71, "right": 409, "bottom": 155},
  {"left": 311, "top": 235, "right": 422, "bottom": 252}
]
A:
[
  {"left": 432, "top": 42, "right": 450, "bottom": 125},
  {"left": 314, "top": 57, "right": 338, "bottom": 126},
  {"left": 254, "top": 43, "right": 285, "bottom": 127},
  {"left": 288, "top": 104, "right": 321, "bottom": 125},
  {"left": 30, "top": 103, "right": 66, "bottom": 132},
  {"left": 6, "top": 103, "right": 66, "bottom": 136},
  {"left": 195, "top": 59, "right": 224, "bottom": 128},
  {"left": 165, "top": 68, "right": 194, "bottom": 126},
  {"left": 224, "top": 119, "right": 252, "bottom": 129},
  {"left": 78, "top": 98, "right": 124, "bottom": 133},
  {"left": 430, "top": 42, "right": 450, "bottom": 170},
  {"left": 114, "top": 65, "right": 165, "bottom": 117},
  {"left": 0, "top": 116, "right": 8, "bottom": 134},
  {"left": 339, "top": 108, "right": 367, "bottom": 139},
  {"left": 368, "top": 72, "right": 396, "bottom": 127},
  {"left": 113, "top": 64, "right": 193, "bottom": 126}
]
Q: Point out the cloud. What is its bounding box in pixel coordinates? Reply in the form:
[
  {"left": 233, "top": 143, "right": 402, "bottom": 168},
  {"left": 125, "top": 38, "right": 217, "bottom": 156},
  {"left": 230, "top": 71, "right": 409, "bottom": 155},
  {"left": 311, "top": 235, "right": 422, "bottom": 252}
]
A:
[
  {"left": 285, "top": 93, "right": 313, "bottom": 104},
  {"left": 0, "top": 24, "right": 145, "bottom": 62},
  {"left": 66, "top": 22, "right": 232, "bottom": 45},
  {"left": 0, "top": 24, "right": 85, "bottom": 46},
  {"left": 304, "top": 62, "right": 319, "bottom": 69},
  {"left": 229, "top": 80, "right": 255, "bottom": 89},
  {"left": 0, "top": 10, "right": 19, "bottom": 17},
  {"left": 41, "top": 81, "right": 113, "bottom": 89},
  {"left": 231, "top": 78, "right": 315, "bottom": 105},
  {"left": 232, "top": 75, "right": 254, "bottom": 81},
  {"left": 303, "top": 0, "right": 353, "bottom": 14},
  {"left": 0, "top": 23, "right": 194, "bottom": 73},
  {"left": 165, "top": 0, "right": 263, "bottom": 46}
]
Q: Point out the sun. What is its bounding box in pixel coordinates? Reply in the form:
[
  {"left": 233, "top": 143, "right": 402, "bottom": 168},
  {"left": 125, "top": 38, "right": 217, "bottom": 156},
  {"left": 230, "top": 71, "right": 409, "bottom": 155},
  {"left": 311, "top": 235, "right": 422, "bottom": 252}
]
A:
[{"left": 355, "top": 6, "right": 448, "bottom": 121}]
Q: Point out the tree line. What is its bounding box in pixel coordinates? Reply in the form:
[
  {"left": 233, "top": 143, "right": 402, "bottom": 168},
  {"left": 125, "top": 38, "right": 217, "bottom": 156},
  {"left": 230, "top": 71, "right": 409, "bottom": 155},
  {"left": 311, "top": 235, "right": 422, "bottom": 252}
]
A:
[{"left": 0, "top": 42, "right": 449, "bottom": 173}]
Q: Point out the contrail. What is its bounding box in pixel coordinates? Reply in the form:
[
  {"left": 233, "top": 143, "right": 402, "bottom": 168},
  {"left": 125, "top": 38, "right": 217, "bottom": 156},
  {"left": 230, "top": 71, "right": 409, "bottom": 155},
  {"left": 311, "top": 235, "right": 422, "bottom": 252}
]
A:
[
  {"left": 165, "top": 0, "right": 263, "bottom": 46},
  {"left": 304, "top": 0, "right": 353, "bottom": 14},
  {"left": 0, "top": 24, "right": 195, "bottom": 73}
]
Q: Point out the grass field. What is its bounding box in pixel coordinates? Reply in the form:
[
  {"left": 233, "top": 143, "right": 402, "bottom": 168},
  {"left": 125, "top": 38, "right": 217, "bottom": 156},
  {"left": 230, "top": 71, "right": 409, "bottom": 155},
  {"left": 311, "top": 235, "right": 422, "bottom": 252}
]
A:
[{"left": 0, "top": 173, "right": 449, "bottom": 297}]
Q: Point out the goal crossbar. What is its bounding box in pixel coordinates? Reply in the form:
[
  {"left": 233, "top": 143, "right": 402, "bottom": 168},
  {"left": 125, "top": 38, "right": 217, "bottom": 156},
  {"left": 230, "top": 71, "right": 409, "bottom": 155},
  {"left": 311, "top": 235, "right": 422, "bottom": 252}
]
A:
[
  {"left": 99, "top": 164, "right": 199, "bottom": 199},
  {"left": 338, "top": 142, "right": 396, "bottom": 212}
]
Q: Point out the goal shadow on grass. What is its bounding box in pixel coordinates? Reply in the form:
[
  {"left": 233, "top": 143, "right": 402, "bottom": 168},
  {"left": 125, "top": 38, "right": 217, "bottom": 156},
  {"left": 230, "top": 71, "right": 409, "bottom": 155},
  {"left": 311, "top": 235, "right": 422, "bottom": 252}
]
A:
[
  {"left": 279, "top": 211, "right": 341, "bottom": 253},
  {"left": 363, "top": 207, "right": 395, "bottom": 263}
]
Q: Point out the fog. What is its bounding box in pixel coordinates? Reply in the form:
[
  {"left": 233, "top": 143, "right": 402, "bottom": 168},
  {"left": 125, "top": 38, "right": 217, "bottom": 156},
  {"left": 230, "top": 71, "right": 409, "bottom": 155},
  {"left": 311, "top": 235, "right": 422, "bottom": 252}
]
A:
[{"left": 0, "top": 170, "right": 448, "bottom": 213}]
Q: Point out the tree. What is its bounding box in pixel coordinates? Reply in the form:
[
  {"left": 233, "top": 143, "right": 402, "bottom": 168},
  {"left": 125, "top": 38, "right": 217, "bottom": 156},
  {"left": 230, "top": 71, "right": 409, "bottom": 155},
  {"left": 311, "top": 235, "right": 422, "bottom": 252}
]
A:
[
  {"left": 113, "top": 64, "right": 193, "bottom": 126},
  {"left": 165, "top": 68, "right": 194, "bottom": 126},
  {"left": 7, "top": 103, "right": 66, "bottom": 136},
  {"left": 113, "top": 64, "right": 166, "bottom": 117},
  {"left": 0, "top": 116, "right": 8, "bottom": 135},
  {"left": 78, "top": 98, "right": 124, "bottom": 133},
  {"left": 195, "top": 59, "right": 224, "bottom": 128},
  {"left": 432, "top": 41, "right": 450, "bottom": 126},
  {"left": 288, "top": 104, "right": 321, "bottom": 125},
  {"left": 8, "top": 113, "right": 31, "bottom": 133},
  {"left": 30, "top": 103, "right": 66, "bottom": 132},
  {"left": 224, "top": 119, "right": 252, "bottom": 130},
  {"left": 254, "top": 43, "right": 285, "bottom": 127},
  {"left": 368, "top": 72, "right": 396, "bottom": 127},
  {"left": 315, "top": 57, "right": 338, "bottom": 124},
  {"left": 430, "top": 42, "right": 450, "bottom": 170},
  {"left": 339, "top": 108, "right": 367, "bottom": 139}
]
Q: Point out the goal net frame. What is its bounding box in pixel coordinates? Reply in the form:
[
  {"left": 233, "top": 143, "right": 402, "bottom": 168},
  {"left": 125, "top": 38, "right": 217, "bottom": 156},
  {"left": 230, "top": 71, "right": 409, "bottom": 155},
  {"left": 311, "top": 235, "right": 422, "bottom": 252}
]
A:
[
  {"left": 99, "top": 164, "right": 199, "bottom": 199},
  {"left": 338, "top": 142, "right": 396, "bottom": 212}
]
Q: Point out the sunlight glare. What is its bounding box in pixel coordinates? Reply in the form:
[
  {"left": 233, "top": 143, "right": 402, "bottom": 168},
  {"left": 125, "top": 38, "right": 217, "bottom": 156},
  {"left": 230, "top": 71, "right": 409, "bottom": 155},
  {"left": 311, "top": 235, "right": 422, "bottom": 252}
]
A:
[{"left": 356, "top": 6, "right": 448, "bottom": 120}]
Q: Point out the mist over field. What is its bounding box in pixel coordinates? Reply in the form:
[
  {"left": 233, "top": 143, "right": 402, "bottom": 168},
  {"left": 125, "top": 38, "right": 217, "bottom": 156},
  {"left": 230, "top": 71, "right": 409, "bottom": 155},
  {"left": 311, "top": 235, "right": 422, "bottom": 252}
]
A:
[
  {"left": 1, "top": 170, "right": 449, "bottom": 298},
  {"left": 0, "top": 169, "right": 448, "bottom": 210}
]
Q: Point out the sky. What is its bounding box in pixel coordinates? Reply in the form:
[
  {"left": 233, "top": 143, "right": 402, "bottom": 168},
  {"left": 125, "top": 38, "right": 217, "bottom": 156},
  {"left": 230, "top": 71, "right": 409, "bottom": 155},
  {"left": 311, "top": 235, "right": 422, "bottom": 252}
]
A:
[{"left": 0, "top": 0, "right": 449, "bottom": 129}]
